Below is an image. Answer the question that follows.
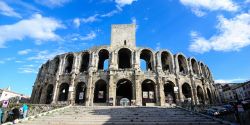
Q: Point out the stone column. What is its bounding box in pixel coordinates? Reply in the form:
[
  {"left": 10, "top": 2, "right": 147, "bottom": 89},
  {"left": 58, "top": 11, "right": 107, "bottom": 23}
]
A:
[
  {"left": 52, "top": 55, "right": 65, "bottom": 104},
  {"left": 85, "top": 73, "right": 93, "bottom": 106},
  {"left": 157, "top": 76, "right": 165, "bottom": 106},
  {"left": 135, "top": 72, "right": 142, "bottom": 106},
  {"left": 190, "top": 77, "right": 198, "bottom": 105},
  {"left": 108, "top": 71, "right": 115, "bottom": 106},
  {"left": 175, "top": 77, "right": 183, "bottom": 104}
]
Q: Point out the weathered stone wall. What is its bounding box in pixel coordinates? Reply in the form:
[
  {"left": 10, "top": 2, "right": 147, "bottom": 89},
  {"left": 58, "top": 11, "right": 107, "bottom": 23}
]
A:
[{"left": 31, "top": 24, "right": 219, "bottom": 106}]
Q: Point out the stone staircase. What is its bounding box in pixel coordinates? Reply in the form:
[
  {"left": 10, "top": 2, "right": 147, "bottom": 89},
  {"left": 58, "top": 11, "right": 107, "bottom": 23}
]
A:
[{"left": 18, "top": 106, "right": 226, "bottom": 125}]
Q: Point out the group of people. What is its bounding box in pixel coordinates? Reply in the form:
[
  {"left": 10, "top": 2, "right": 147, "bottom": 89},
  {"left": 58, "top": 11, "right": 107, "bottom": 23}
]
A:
[{"left": 0, "top": 103, "right": 28, "bottom": 124}]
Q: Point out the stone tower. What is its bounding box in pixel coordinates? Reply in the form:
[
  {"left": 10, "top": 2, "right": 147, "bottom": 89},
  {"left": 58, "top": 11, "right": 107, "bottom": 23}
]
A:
[{"left": 111, "top": 24, "right": 136, "bottom": 49}]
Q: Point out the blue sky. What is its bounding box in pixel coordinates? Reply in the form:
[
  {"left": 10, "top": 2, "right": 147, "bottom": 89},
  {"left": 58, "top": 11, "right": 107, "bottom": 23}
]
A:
[{"left": 0, "top": 0, "right": 250, "bottom": 96}]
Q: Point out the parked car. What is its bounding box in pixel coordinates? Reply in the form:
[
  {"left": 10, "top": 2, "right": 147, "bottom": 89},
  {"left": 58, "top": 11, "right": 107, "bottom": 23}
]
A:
[
  {"left": 210, "top": 106, "right": 228, "bottom": 115},
  {"left": 223, "top": 104, "right": 234, "bottom": 112},
  {"left": 205, "top": 108, "right": 220, "bottom": 116}
]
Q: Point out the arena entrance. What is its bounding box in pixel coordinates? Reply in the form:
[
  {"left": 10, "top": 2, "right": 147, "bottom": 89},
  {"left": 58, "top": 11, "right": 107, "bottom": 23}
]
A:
[
  {"left": 94, "top": 80, "right": 107, "bottom": 105},
  {"left": 75, "top": 82, "right": 86, "bottom": 105},
  {"left": 116, "top": 79, "right": 133, "bottom": 106},
  {"left": 45, "top": 84, "right": 54, "bottom": 104},
  {"left": 182, "top": 83, "right": 192, "bottom": 103},
  {"left": 142, "top": 79, "right": 156, "bottom": 106},
  {"left": 197, "top": 86, "right": 204, "bottom": 104},
  {"left": 164, "top": 81, "right": 176, "bottom": 105}
]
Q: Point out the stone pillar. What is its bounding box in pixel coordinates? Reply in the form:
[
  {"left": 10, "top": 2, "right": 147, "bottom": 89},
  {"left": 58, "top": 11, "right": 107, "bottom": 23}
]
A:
[
  {"left": 175, "top": 77, "right": 183, "bottom": 103},
  {"left": 190, "top": 77, "right": 198, "bottom": 105},
  {"left": 157, "top": 76, "right": 165, "bottom": 106},
  {"left": 108, "top": 71, "right": 115, "bottom": 106},
  {"left": 135, "top": 72, "right": 142, "bottom": 106},
  {"left": 85, "top": 73, "right": 93, "bottom": 106},
  {"left": 68, "top": 74, "right": 76, "bottom": 105},
  {"left": 52, "top": 55, "right": 65, "bottom": 104}
]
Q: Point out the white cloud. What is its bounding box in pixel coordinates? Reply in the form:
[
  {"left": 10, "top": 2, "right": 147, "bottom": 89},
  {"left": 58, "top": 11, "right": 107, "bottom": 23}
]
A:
[
  {"left": 101, "top": 9, "right": 120, "bottom": 17},
  {"left": 131, "top": 17, "right": 139, "bottom": 30},
  {"left": 189, "top": 12, "right": 250, "bottom": 53},
  {"left": 35, "top": 0, "right": 71, "bottom": 8},
  {"left": 18, "top": 64, "right": 38, "bottom": 74},
  {"left": 115, "top": 0, "right": 137, "bottom": 7},
  {"left": 156, "top": 42, "right": 161, "bottom": 51},
  {"left": 180, "top": 0, "right": 238, "bottom": 17},
  {"left": 27, "top": 49, "right": 65, "bottom": 62},
  {"left": 0, "top": 14, "right": 65, "bottom": 48},
  {"left": 67, "top": 31, "right": 96, "bottom": 41},
  {"left": 81, "top": 14, "right": 99, "bottom": 23},
  {"left": 0, "top": 1, "right": 21, "bottom": 18},
  {"left": 73, "top": 18, "right": 80, "bottom": 28},
  {"left": 215, "top": 78, "right": 247, "bottom": 83},
  {"left": 18, "top": 49, "right": 32, "bottom": 55}
]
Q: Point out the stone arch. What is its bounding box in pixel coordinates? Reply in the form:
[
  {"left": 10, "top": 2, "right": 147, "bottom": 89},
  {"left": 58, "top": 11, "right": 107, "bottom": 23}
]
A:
[
  {"left": 190, "top": 58, "right": 199, "bottom": 75},
  {"left": 64, "top": 54, "right": 74, "bottom": 73},
  {"left": 200, "top": 62, "right": 207, "bottom": 78},
  {"left": 79, "top": 52, "right": 90, "bottom": 72},
  {"left": 94, "top": 79, "right": 107, "bottom": 103},
  {"left": 45, "top": 84, "right": 54, "bottom": 104},
  {"left": 176, "top": 54, "right": 188, "bottom": 74},
  {"left": 75, "top": 82, "right": 86, "bottom": 104},
  {"left": 37, "top": 87, "right": 43, "bottom": 103},
  {"left": 182, "top": 83, "right": 192, "bottom": 100},
  {"left": 98, "top": 49, "right": 109, "bottom": 70},
  {"left": 164, "top": 81, "right": 176, "bottom": 103},
  {"left": 118, "top": 48, "right": 132, "bottom": 69},
  {"left": 197, "top": 86, "right": 204, "bottom": 104},
  {"left": 161, "top": 51, "right": 174, "bottom": 72},
  {"left": 53, "top": 56, "right": 60, "bottom": 75},
  {"left": 206, "top": 66, "right": 212, "bottom": 79},
  {"left": 116, "top": 79, "right": 133, "bottom": 105},
  {"left": 58, "top": 83, "right": 69, "bottom": 101},
  {"left": 140, "top": 49, "right": 154, "bottom": 71},
  {"left": 207, "top": 88, "right": 212, "bottom": 104},
  {"left": 141, "top": 79, "right": 156, "bottom": 106}
]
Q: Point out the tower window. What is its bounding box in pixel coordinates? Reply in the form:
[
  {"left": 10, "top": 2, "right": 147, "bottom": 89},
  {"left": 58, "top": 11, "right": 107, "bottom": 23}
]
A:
[{"left": 124, "top": 40, "right": 127, "bottom": 45}]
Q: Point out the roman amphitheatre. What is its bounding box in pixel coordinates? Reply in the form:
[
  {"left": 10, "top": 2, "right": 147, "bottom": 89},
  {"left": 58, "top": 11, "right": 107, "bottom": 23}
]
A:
[{"left": 30, "top": 24, "right": 218, "bottom": 107}]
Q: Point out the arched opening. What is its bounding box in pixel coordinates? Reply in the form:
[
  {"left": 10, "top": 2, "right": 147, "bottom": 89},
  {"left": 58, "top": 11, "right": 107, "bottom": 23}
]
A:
[
  {"left": 94, "top": 80, "right": 107, "bottom": 103},
  {"left": 191, "top": 59, "right": 199, "bottom": 75},
  {"left": 197, "top": 86, "right": 204, "bottom": 104},
  {"left": 64, "top": 54, "right": 74, "bottom": 73},
  {"left": 206, "top": 67, "right": 211, "bottom": 79},
  {"left": 98, "top": 49, "right": 109, "bottom": 70},
  {"left": 182, "top": 83, "right": 192, "bottom": 101},
  {"left": 164, "top": 81, "right": 176, "bottom": 104},
  {"left": 118, "top": 48, "right": 132, "bottom": 69},
  {"left": 37, "top": 87, "right": 43, "bottom": 103},
  {"left": 161, "top": 51, "right": 172, "bottom": 72},
  {"left": 58, "top": 83, "right": 69, "bottom": 101},
  {"left": 207, "top": 88, "right": 212, "bottom": 104},
  {"left": 54, "top": 57, "right": 60, "bottom": 74},
  {"left": 177, "top": 55, "right": 188, "bottom": 74},
  {"left": 140, "top": 49, "right": 154, "bottom": 71},
  {"left": 79, "top": 52, "right": 90, "bottom": 72},
  {"left": 75, "top": 82, "right": 86, "bottom": 104},
  {"left": 142, "top": 79, "right": 156, "bottom": 106},
  {"left": 116, "top": 79, "right": 133, "bottom": 105},
  {"left": 45, "top": 84, "right": 54, "bottom": 104},
  {"left": 200, "top": 63, "right": 207, "bottom": 77}
]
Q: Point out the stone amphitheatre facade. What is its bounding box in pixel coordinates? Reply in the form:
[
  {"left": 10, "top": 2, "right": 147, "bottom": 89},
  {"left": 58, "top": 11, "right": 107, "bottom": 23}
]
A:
[{"left": 30, "top": 24, "right": 218, "bottom": 106}]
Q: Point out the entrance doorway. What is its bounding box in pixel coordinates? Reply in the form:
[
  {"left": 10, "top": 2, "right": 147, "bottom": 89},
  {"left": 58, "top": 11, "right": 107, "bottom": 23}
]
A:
[
  {"left": 116, "top": 79, "right": 133, "bottom": 106},
  {"left": 142, "top": 79, "right": 156, "bottom": 106}
]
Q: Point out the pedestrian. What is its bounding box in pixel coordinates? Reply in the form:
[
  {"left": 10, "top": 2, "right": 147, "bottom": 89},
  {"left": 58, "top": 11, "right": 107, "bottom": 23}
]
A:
[
  {"left": 0, "top": 105, "right": 3, "bottom": 124},
  {"left": 22, "top": 104, "right": 28, "bottom": 119},
  {"left": 12, "top": 107, "right": 20, "bottom": 124}
]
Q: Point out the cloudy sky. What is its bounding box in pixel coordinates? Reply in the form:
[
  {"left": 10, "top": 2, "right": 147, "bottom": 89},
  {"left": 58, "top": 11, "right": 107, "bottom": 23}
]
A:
[{"left": 0, "top": 0, "right": 250, "bottom": 96}]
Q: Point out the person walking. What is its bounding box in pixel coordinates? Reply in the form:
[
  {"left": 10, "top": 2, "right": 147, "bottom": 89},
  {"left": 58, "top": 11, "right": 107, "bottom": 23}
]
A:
[
  {"left": 22, "top": 104, "right": 28, "bottom": 119},
  {"left": 0, "top": 106, "right": 3, "bottom": 124}
]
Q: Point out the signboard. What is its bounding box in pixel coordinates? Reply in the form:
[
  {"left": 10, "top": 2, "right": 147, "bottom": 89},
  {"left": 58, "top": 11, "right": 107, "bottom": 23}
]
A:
[
  {"left": 2, "top": 100, "right": 9, "bottom": 108},
  {"left": 174, "top": 87, "right": 178, "bottom": 93},
  {"left": 149, "top": 91, "right": 154, "bottom": 99},
  {"left": 98, "top": 91, "right": 104, "bottom": 99},
  {"left": 143, "top": 91, "right": 148, "bottom": 98},
  {"left": 79, "top": 92, "right": 84, "bottom": 100},
  {"left": 69, "top": 87, "right": 74, "bottom": 92}
]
